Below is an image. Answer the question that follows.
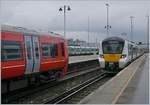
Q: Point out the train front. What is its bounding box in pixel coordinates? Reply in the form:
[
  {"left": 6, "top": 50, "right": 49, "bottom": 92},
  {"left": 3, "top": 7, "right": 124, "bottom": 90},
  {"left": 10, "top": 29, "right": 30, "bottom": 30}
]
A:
[{"left": 99, "top": 37, "right": 125, "bottom": 73}]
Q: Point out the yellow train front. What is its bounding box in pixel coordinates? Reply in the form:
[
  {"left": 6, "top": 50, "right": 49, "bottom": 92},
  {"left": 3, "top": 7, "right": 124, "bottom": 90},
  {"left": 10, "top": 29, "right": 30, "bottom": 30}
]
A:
[{"left": 99, "top": 37, "right": 142, "bottom": 73}]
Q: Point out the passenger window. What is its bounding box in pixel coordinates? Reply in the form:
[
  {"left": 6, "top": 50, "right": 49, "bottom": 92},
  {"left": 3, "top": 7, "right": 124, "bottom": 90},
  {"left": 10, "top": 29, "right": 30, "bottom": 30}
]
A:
[
  {"left": 42, "top": 44, "right": 51, "bottom": 57},
  {"left": 61, "top": 43, "right": 65, "bottom": 56},
  {"left": 128, "top": 44, "right": 132, "bottom": 55},
  {"left": 42, "top": 43, "right": 58, "bottom": 58},
  {"left": 1, "top": 41, "right": 22, "bottom": 61},
  {"left": 35, "top": 42, "right": 39, "bottom": 59}
]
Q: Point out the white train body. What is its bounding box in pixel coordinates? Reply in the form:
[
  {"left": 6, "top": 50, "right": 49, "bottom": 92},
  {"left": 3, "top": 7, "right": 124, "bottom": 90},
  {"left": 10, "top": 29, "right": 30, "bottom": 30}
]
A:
[{"left": 98, "top": 37, "right": 143, "bottom": 73}]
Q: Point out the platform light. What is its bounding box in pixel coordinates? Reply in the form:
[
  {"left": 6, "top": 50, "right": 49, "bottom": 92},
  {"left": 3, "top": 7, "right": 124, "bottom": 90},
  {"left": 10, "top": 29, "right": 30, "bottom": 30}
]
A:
[{"left": 59, "top": 5, "right": 71, "bottom": 38}]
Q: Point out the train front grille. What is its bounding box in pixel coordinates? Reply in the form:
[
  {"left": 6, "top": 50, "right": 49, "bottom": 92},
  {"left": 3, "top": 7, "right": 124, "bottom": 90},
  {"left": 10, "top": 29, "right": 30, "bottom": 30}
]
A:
[{"left": 105, "top": 61, "right": 119, "bottom": 72}]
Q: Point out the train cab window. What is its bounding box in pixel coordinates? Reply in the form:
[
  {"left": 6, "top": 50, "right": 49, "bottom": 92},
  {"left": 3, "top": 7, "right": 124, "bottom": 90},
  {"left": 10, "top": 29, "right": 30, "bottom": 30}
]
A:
[
  {"left": 42, "top": 44, "right": 51, "bottom": 57},
  {"left": 61, "top": 43, "right": 65, "bottom": 56},
  {"left": 50, "top": 43, "right": 58, "bottom": 57},
  {"left": 1, "top": 41, "right": 22, "bottom": 61},
  {"left": 102, "top": 40, "right": 124, "bottom": 54}
]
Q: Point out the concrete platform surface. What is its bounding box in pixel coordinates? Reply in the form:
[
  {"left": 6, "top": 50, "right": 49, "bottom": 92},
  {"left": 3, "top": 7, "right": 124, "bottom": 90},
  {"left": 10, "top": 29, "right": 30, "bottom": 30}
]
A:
[
  {"left": 69, "top": 55, "right": 98, "bottom": 64},
  {"left": 116, "top": 54, "right": 149, "bottom": 104},
  {"left": 79, "top": 54, "right": 146, "bottom": 104}
]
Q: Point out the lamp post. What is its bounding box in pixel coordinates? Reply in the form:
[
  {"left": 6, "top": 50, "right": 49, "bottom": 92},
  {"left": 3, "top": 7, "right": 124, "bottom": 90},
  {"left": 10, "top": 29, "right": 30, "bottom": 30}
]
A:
[
  {"left": 129, "top": 16, "right": 135, "bottom": 42},
  {"left": 59, "top": 5, "right": 71, "bottom": 38},
  {"left": 105, "top": 3, "right": 111, "bottom": 37},
  {"left": 88, "top": 16, "right": 90, "bottom": 46},
  {"left": 146, "top": 15, "right": 149, "bottom": 52}
]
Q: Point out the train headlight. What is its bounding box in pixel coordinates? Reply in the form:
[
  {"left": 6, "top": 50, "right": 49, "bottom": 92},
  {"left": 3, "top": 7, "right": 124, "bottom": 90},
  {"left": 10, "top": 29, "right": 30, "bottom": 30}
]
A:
[
  {"left": 121, "top": 54, "right": 127, "bottom": 58},
  {"left": 99, "top": 54, "right": 104, "bottom": 58}
]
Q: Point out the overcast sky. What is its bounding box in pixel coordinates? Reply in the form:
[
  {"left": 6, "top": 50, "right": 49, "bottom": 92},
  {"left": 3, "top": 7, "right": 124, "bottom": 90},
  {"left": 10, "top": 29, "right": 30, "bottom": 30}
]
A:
[{"left": 1, "top": 0, "right": 149, "bottom": 43}]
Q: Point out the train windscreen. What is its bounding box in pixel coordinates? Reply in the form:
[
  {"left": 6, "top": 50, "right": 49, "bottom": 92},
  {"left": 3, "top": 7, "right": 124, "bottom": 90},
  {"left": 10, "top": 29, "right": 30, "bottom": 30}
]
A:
[{"left": 102, "top": 40, "right": 124, "bottom": 54}]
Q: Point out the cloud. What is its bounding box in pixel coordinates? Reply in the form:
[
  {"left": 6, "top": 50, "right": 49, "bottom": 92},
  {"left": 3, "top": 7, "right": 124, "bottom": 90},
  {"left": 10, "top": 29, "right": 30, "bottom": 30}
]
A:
[{"left": 1, "top": 0, "right": 149, "bottom": 43}]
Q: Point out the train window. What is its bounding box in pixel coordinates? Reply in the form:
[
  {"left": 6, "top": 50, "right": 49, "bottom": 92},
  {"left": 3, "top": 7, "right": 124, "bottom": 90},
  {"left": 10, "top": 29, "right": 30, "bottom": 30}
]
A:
[
  {"left": 1, "top": 41, "right": 22, "bottom": 61},
  {"left": 133, "top": 47, "right": 137, "bottom": 55},
  {"left": 102, "top": 41, "right": 124, "bottom": 54},
  {"left": 61, "top": 43, "right": 65, "bottom": 56},
  {"left": 42, "top": 44, "right": 51, "bottom": 57},
  {"left": 128, "top": 44, "right": 133, "bottom": 55},
  {"left": 42, "top": 43, "right": 58, "bottom": 58},
  {"left": 26, "top": 42, "right": 31, "bottom": 59},
  {"left": 50, "top": 43, "right": 58, "bottom": 57},
  {"left": 34, "top": 42, "right": 39, "bottom": 59}
]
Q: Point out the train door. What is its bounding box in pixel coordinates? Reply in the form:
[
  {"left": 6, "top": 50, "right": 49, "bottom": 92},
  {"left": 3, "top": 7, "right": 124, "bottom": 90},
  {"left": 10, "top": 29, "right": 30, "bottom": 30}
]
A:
[
  {"left": 32, "top": 36, "right": 40, "bottom": 73},
  {"left": 25, "top": 36, "right": 34, "bottom": 74},
  {"left": 131, "top": 45, "right": 133, "bottom": 59},
  {"left": 25, "top": 36, "right": 40, "bottom": 74}
]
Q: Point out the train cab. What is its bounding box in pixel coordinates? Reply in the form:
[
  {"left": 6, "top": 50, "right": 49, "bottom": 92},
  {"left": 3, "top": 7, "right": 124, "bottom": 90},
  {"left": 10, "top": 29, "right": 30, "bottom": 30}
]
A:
[
  {"left": 99, "top": 36, "right": 143, "bottom": 73},
  {"left": 99, "top": 37, "right": 127, "bottom": 73}
]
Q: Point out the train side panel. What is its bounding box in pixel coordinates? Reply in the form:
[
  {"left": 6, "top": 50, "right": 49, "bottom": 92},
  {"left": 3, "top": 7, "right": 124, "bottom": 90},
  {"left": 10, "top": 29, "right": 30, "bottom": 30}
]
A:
[
  {"left": 119, "top": 41, "right": 129, "bottom": 69},
  {"left": 39, "top": 36, "right": 67, "bottom": 76},
  {"left": 61, "top": 39, "right": 69, "bottom": 76},
  {"left": 1, "top": 32, "right": 26, "bottom": 79},
  {"left": 98, "top": 37, "right": 144, "bottom": 74}
]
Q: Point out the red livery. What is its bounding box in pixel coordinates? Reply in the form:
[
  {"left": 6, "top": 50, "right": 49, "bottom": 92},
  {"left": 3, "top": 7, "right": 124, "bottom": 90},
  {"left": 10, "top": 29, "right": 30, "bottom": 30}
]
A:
[{"left": 1, "top": 25, "right": 68, "bottom": 80}]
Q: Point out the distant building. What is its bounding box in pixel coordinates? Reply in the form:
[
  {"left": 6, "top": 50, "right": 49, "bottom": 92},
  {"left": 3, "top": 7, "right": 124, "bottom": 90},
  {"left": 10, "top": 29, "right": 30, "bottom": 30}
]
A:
[{"left": 67, "top": 38, "right": 99, "bottom": 48}]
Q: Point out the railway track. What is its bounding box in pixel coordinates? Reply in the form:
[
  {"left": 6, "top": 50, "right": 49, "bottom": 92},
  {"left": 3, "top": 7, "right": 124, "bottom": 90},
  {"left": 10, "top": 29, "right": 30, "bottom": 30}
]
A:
[
  {"left": 67, "top": 59, "right": 99, "bottom": 74},
  {"left": 2, "top": 62, "right": 101, "bottom": 104},
  {"left": 44, "top": 73, "right": 109, "bottom": 104},
  {"left": 4, "top": 55, "right": 142, "bottom": 104}
]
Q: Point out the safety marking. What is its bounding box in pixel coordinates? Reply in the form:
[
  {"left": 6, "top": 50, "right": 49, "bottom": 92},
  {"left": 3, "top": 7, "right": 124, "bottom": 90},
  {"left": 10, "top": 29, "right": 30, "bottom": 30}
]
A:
[
  {"left": 2, "top": 65, "right": 25, "bottom": 69},
  {"left": 112, "top": 55, "right": 145, "bottom": 104},
  {"left": 41, "top": 60, "right": 65, "bottom": 64}
]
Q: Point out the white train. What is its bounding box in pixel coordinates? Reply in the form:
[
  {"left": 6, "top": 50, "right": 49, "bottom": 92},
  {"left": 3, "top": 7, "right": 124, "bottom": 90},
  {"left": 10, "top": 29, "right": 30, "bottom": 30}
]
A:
[{"left": 99, "top": 37, "right": 144, "bottom": 73}]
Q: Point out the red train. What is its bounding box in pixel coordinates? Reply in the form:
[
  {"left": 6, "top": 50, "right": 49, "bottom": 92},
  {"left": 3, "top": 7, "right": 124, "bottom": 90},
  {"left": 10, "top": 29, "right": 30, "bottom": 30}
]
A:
[{"left": 1, "top": 25, "right": 68, "bottom": 80}]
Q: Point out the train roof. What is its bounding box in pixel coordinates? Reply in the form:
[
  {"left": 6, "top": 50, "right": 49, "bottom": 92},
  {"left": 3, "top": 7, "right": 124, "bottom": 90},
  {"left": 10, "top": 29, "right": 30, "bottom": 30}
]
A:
[
  {"left": 102, "top": 36, "right": 125, "bottom": 42},
  {"left": 102, "top": 36, "right": 138, "bottom": 45},
  {"left": 1, "top": 24, "right": 64, "bottom": 38}
]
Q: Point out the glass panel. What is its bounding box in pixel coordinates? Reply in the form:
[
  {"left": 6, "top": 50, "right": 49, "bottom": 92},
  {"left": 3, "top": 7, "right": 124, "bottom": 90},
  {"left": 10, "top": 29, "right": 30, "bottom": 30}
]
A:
[
  {"left": 42, "top": 44, "right": 51, "bottom": 57},
  {"left": 128, "top": 44, "right": 133, "bottom": 55},
  {"left": 102, "top": 41, "right": 124, "bottom": 54},
  {"left": 26, "top": 42, "right": 31, "bottom": 59},
  {"left": 1, "top": 41, "right": 22, "bottom": 61},
  {"left": 35, "top": 42, "right": 39, "bottom": 59},
  {"left": 42, "top": 43, "right": 58, "bottom": 58}
]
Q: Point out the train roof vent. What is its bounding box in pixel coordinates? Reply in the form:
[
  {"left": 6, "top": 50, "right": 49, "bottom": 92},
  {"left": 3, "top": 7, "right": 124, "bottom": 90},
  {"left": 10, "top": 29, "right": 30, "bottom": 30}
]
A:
[
  {"left": 103, "top": 36, "right": 125, "bottom": 42},
  {"left": 1, "top": 24, "right": 38, "bottom": 34},
  {"left": 1, "top": 24, "right": 63, "bottom": 38}
]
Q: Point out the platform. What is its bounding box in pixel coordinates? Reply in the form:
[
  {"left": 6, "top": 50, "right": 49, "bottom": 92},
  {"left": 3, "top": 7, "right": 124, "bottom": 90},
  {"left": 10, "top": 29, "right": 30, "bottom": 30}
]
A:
[
  {"left": 116, "top": 54, "right": 149, "bottom": 104},
  {"left": 69, "top": 55, "right": 98, "bottom": 64},
  {"left": 79, "top": 54, "right": 148, "bottom": 104}
]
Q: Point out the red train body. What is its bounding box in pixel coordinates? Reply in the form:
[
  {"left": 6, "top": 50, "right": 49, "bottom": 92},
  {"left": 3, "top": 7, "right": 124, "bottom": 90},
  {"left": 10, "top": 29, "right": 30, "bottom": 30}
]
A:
[{"left": 1, "top": 25, "right": 68, "bottom": 80}]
